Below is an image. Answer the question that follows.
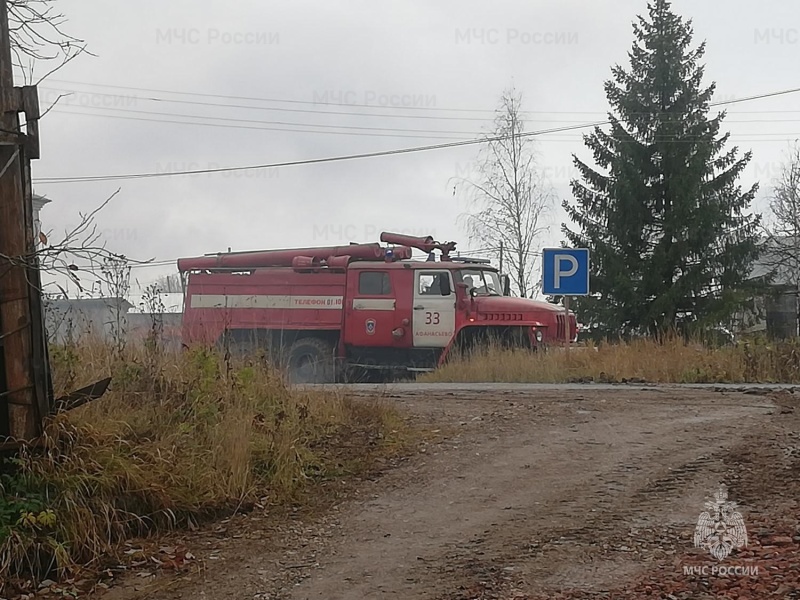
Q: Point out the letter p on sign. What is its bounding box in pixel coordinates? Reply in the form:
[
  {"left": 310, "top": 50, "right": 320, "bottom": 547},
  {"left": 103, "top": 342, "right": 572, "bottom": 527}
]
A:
[
  {"left": 554, "top": 254, "right": 578, "bottom": 289},
  {"left": 541, "top": 248, "right": 590, "bottom": 296}
]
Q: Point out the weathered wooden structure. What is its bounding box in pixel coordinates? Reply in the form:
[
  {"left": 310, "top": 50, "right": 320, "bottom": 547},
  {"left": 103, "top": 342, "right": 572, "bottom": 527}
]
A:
[{"left": 0, "top": 0, "right": 53, "bottom": 448}]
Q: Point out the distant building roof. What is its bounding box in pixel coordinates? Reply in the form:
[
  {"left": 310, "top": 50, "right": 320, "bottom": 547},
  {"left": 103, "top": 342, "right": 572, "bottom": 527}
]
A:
[
  {"left": 45, "top": 295, "right": 184, "bottom": 314},
  {"left": 127, "top": 292, "right": 184, "bottom": 313},
  {"left": 46, "top": 297, "right": 135, "bottom": 312},
  {"left": 749, "top": 236, "right": 799, "bottom": 286}
]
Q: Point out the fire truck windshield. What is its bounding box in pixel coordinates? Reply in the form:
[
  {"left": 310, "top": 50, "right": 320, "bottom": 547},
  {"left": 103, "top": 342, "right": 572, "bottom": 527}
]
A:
[{"left": 459, "top": 269, "right": 502, "bottom": 296}]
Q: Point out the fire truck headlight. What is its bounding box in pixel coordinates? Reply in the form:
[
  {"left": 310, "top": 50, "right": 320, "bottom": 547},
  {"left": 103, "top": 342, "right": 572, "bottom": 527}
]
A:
[{"left": 534, "top": 329, "right": 543, "bottom": 343}]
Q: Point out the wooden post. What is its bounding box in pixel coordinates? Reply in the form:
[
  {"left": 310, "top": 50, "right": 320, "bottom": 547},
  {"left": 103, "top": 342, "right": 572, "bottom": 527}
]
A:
[{"left": 0, "top": 0, "right": 48, "bottom": 442}]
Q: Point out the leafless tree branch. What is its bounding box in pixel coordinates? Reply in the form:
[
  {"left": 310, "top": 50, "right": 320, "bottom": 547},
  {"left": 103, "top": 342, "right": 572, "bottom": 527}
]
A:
[
  {"left": 7, "top": 0, "right": 94, "bottom": 85},
  {"left": 0, "top": 189, "right": 155, "bottom": 299},
  {"left": 37, "top": 89, "right": 66, "bottom": 118}
]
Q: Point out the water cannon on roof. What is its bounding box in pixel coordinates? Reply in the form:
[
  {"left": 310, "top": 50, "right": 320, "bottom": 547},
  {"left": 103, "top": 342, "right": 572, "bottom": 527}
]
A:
[
  {"left": 177, "top": 242, "right": 413, "bottom": 272},
  {"left": 177, "top": 231, "right": 458, "bottom": 273}
]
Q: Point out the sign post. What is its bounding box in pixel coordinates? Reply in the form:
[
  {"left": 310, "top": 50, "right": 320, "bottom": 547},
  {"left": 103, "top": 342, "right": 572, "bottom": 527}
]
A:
[{"left": 542, "top": 248, "right": 590, "bottom": 346}]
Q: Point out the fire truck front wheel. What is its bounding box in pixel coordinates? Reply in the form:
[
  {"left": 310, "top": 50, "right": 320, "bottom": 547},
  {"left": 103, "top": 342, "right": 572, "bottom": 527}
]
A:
[{"left": 286, "top": 337, "right": 336, "bottom": 384}]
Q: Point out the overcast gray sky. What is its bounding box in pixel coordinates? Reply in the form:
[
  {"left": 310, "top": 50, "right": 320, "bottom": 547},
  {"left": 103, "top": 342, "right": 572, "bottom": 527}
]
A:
[{"left": 28, "top": 0, "right": 800, "bottom": 296}]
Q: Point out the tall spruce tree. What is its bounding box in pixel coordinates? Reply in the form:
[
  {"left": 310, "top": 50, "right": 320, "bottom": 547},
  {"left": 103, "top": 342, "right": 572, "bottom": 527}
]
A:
[{"left": 563, "top": 0, "right": 760, "bottom": 338}]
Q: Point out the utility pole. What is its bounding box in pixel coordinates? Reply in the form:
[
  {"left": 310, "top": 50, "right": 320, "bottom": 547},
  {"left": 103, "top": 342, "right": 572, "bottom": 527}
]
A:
[
  {"left": 0, "top": 0, "right": 50, "bottom": 445},
  {"left": 499, "top": 240, "right": 504, "bottom": 275}
]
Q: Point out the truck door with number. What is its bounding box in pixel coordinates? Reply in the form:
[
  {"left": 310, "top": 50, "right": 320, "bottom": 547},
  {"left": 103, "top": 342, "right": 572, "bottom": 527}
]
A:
[{"left": 412, "top": 270, "right": 456, "bottom": 347}]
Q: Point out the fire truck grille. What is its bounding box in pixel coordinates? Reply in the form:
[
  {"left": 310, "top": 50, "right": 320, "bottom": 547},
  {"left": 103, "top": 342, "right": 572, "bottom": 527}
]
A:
[
  {"left": 480, "top": 313, "right": 524, "bottom": 322},
  {"left": 556, "top": 313, "right": 566, "bottom": 339}
]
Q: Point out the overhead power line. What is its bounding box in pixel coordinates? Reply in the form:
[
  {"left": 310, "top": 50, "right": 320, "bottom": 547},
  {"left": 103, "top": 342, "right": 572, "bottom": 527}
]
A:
[
  {"left": 34, "top": 85, "right": 800, "bottom": 185},
  {"left": 42, "top": 82, "right": 800, "bottom": 119},
  {"left": 46, "top": 78, "right": 502, "bottom": 114},
  {"left": 42, "top": 108, "right": 800, "bottom": 144},
  {"left": 50, "top": 103, "right": 486, "bottom": 135},
  {"left": 49, "top": 109, "right": 478, "bottom": 140},
  {"left": 33, "top": 120, "right": 607, "bottom": 184},
  {"left": 43, "top": 90, "right": 800, "bottom": 127},
  {"left": 41, "top": 86, "right": 498, "bottom": 122}
]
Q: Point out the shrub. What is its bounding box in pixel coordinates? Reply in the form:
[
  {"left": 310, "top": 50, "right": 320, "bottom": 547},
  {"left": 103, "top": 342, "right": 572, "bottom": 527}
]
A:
[{"left": 1, "top": 339, "right": 407, "bottom": 589}]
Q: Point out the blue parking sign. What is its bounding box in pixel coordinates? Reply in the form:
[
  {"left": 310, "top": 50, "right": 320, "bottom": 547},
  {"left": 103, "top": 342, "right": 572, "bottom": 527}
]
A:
[{"left": 542, "top": 248, "right": 590, "bottom": 295}]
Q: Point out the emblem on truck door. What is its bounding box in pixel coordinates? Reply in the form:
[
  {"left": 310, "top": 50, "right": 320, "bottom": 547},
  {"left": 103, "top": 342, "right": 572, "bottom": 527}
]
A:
[{"left": 366, "top": 319, "right": 376, "bottom": 335}]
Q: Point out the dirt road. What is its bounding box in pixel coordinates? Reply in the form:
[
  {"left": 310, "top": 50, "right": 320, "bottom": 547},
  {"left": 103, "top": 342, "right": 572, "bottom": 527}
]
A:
[{"left": 120, "top": 385, "right": 800, "bottom": 599}]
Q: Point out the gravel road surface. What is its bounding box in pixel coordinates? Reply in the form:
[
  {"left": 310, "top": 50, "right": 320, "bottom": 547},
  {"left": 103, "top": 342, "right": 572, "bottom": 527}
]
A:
[{"left": 108, "top": 384, "right": 800, "bottom": 599}]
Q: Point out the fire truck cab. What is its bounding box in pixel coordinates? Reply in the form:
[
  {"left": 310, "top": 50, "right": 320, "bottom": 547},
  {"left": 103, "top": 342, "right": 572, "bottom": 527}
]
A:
[{"left": 177, "top": 232, "right": 577, "bottom": 382}]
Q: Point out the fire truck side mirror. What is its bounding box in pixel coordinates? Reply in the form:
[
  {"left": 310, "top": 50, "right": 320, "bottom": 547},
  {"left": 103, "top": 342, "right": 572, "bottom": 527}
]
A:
[{"left": 501, "top": 275, "right": 511, "bottom": 296}]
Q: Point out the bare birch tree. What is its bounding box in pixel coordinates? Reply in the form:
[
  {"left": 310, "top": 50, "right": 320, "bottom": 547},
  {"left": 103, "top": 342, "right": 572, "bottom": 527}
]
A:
[
  {"left": 456, "top": 87, "right": 553, "bottom": 298},
  {"left": 761, "top": 142, "right": 800, "bottom": 328}
]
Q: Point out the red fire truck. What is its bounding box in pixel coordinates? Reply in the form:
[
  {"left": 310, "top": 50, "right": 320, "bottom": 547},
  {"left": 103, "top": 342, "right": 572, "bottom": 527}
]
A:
[{"left": 177, "top": 232, "right": 577, "bottom": 382}]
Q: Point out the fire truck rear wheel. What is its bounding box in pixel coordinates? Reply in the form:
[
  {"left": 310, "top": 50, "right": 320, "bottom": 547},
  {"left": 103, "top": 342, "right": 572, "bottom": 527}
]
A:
[{"left": 286, "top": 337, "right": 336, "bottom": 384}]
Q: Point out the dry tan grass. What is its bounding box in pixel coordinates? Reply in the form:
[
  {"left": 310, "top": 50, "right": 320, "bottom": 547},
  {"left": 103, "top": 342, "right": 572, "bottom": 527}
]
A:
[
  {"left": 425, "top": 337, "right": 800, "bottom": 384},
  {"left": 1, "top": 338, "right": 408, "bottom": 588}
]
